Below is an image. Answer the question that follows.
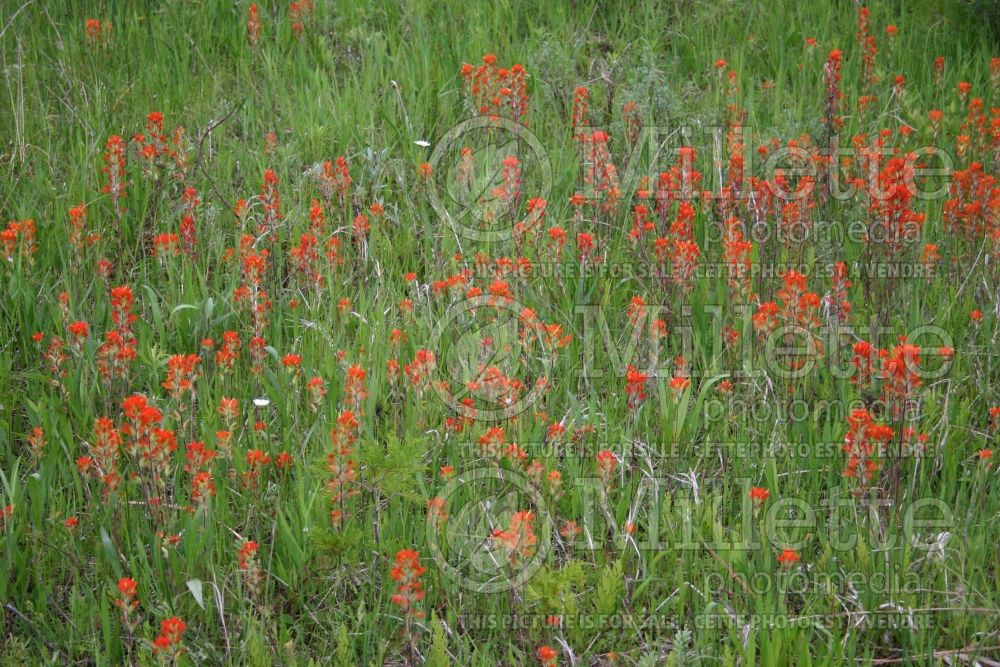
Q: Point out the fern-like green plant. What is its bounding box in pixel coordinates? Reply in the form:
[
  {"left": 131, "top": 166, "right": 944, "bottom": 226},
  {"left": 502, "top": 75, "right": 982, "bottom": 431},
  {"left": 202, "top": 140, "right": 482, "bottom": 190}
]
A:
[
  {"left": 427, "top": 613, "right": 450, "bottom": 667},
  {"left": 593, "top": 559, "right": 625, "bottom": 616}
]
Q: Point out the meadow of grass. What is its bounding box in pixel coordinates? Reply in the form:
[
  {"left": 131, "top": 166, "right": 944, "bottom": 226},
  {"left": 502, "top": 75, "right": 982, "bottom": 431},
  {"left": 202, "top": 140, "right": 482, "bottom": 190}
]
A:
[{"left": 1, "top": 0, "right": 999, "bottom": 665}]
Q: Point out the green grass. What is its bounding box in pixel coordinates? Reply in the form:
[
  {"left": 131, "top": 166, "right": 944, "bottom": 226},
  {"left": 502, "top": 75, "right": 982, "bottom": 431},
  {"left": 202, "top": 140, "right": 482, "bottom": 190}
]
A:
[{"left": 1, "top": 0, "right": 999, "bottom": 664}]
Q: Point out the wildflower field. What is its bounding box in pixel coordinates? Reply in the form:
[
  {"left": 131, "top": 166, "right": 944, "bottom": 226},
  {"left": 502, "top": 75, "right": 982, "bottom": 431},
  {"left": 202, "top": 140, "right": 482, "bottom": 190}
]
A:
[{"left": 2, "top": 0, "right": 1000, "bottom": 664}]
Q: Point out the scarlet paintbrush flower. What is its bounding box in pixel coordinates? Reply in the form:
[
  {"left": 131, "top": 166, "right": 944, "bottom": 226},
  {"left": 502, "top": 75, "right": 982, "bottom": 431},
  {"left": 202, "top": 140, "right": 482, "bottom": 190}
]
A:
[
  {"left": 403, "top": 349, "right": 436, "bottom": 392},
  {"left": 328, "top": 411, "right": 359, "bottom": 527},
  {"left": 583, "top": 130, "right": 621, "bottom": 214},
  {"left": 514, "top": 196, "right": 546, "bottom": 241},
  {"left": 243, "top": 449, "right": 271, "bottom": 489},
  {"left": 97, "top": 258, "right": 113, "bottom": 279},
  {"left": 842, "top": 408, "right": 894, "bottom": 485},
  {"left": 571, "top": 86, "right": 589, "bottom": 139},
  {"left": 67, "top": 204, "right": 89, "bottom": 252},
  {"left": 596, "top": 449, "right": 617, "bottom": 485},
  {"left": 990, "top": 407, "right": 1000, "bottom": 431},
  {"left": 190, "top": 471, "right": 215, "bottom": 508},
  {"left": 0, "top": 504, "right": 13, "bottom": 532},
  {"left": 722, "top": 218, "right": 753, "bottom": 304},
  {"left": 344, "top": 365, "right": 368, "bottom": 411},
  {"left": 114, "top": 577, "right": 139, "bottom": 631},
  {"left": 622, "top": 100, "right": 643, "bottom": 149},
  {"left": 749, "top": 486, "right": 769, "bottom": 508},
  {"left": 152, "top": 616, "right": 186, "bottom": 659},
  {"left": 1, "top": 219, "right": 37, "bottom": 265},
  {"left": 492, "top": 511, "right": 537, "bottom": 562},
  {"left": 560, "top": 520, "right": 581, "bottom": 541},
  {"left": 777, "top": 549, "right": 800, "bottom": 567},
  {"left": 116, "top": 577, "right": 138, "bottom": 602},
  {"left": 289, "top": 233, "right": 321, "bottom": 286},
  {"left": 753, "top": 270, "right": 823, "bottom": 368},
  {"left": 827, "top": 261, "right": 852, "bottom": 320},
  {"left": 506, "top": 63, "right": 528, "bottom": 121},
  {"left": 856, "top": 6, "right": 877, "bottom": 93},
  {"left": 109, "top": 285, "right": 136, "bottom": 334},
  {"left": 27, "top": 426, "right": 45, "bottom": 463},
  {"left": 178, "top": 186, "right": 199, "bottom": 255},
  {"left": 237, "top": 540, "right": 259, "bottom": 570},
  {"left": 668, "top": 375, "right": 690, "bottom": 399},
  {"left": 317, "top": 156, "right": 352, "bottom": 209},
  {"left": 162, "top": 354, "right": 201, "bottom": 399},
  {"left": 390, "top": 549, "right": 426, "bottom": 618},
  {"left": 576, "top": 231, "right": 595, "bottom": 263},
  {"left": 417, "top": 162, "right": 433, "bottom": 182},
  {"left": 460, "top": 54, "right": 530, "bottom": 121},
  {"left": 352, "top": 212, "right": 370, "bottom": 240},
  {"left": 824, "top": 49, "right": 843, "bottom": 134},
  {"left": 102, "top": 135, "right": 127, "bottom": 217},
  {"left": 290, "top": 0, "right": 313, "bottom": 38},
  {"left": 247, "top": 4, "right": 261, "bottom": 46},
  {"left": 492, "top": 155, "right": 522, "bottom": 213},
  {"left": 241, "top": 248, "right": 268, "bottom": 287},
  {"left": 85, "top": 19, "right": 101, "bottom": 43},
  {"left": 851, "top": 340, "right": 879, "bottom": 388},
  {"left": 67, "top": 320, "right": 89, "bottom": 345},
  {"left": 537, "top": 645, "right": 559, "bottom": 666},
  {"left": 477, "top": 426, "right": 505, "bottom": 460},
  {"left": 625, "top": 364, "right": 648, "bottom": 409},
  {"left": 122, "top": 394, "right": 150, "bottom": 433},
  {"left": 306, "top": 376, "right": 327, "bottom": 412},
  {"left": 880, "top": 338, "right": 922, "bottom": 417},
  {"left": 260, "top": 168, "right": 281, "bottom": 233},
  {"left": 629, "top": 203, "right": 652, "bottom": 242},
  {"left": 893, "top": 74, "right": 906, "bottom": 96},
  {"left": 85, "top": 417, "right": 122, "bottom": 497},
  {"left": 153, "top": 233, "right": 180, "bottom": 258}
]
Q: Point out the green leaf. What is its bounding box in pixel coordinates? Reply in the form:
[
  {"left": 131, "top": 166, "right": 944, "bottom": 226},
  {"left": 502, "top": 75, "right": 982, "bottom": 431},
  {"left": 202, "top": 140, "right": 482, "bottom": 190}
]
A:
[{"left": 187, "top": 579, "right": 205, "bottom": 609}]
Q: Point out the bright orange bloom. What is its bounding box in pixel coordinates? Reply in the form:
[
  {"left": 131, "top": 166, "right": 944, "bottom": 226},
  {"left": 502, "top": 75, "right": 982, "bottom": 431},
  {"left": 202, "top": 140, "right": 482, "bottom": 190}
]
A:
[
  {"left": 390, "top": 549, "right": 426, "bottom": 618},
  {"left": 625, "top": 365, "right": 648, "bottom": 409},
  {"left": 237, "top": 540, "right": 259, "bottom": 570},
  {"left": 749, "top": 486, "right": 769, "bottom": 507},
  {"left": 537, "top": 645, "right": 559, "bottom": 666},
  {"left": 152, "top": 616, "right": 186, "bottom": 657},
  {"left": 596, "top": 449, "right": 617, "bottom": 485},
  {"left": 777, "top": 549, "right": 800, "bottom": 567},
  {"left": 492, "top": 511, "right": 537, "bottom": 561},
  {"left": 247, "top": 4, "right": 260, "bottom": 45}
]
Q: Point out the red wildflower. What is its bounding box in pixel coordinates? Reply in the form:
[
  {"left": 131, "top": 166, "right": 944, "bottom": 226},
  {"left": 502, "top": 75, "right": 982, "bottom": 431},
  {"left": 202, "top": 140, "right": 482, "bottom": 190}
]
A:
[
  {"left": 152, "top": 616, "right": 186, "bottom": 658},
  {"left": 777, "top": 549, "right": 800, "bottom": 567},
  {"left": 537, "top": 645, "right": 559, "bottom": 667},
  {"left": 247, "top": 4, "right": 260, "bottom": 46},
  {"left": 596, "top": 450, "right": 617, "bottom": 485},
  {"left": 390, "top": 549, "right": 426, "bottom": 618}
]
